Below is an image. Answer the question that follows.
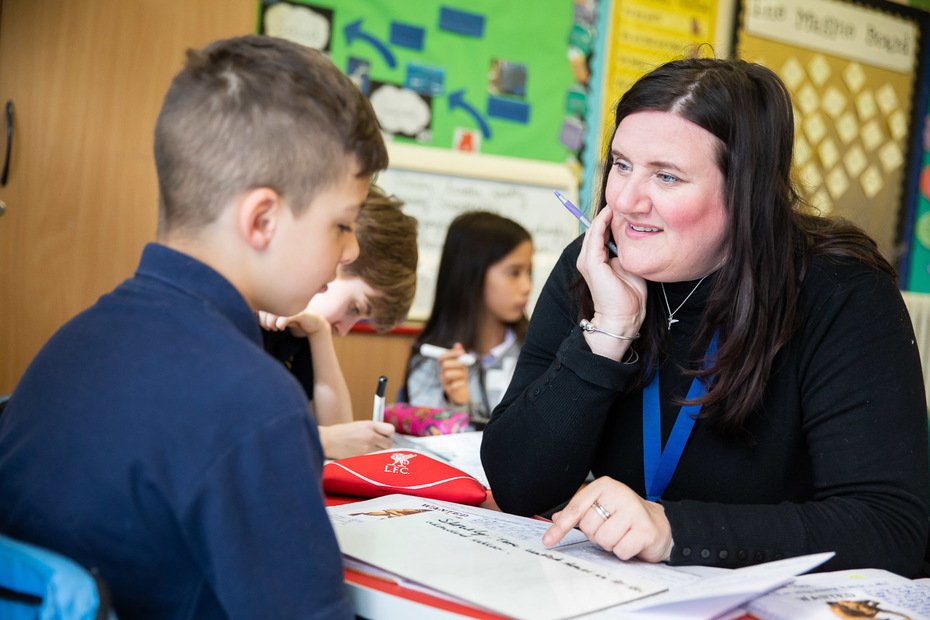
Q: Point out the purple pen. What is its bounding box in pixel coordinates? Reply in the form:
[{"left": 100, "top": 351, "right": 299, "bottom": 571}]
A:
[{"left": 553, "top": 191, "right": 618, "bottom": 256}]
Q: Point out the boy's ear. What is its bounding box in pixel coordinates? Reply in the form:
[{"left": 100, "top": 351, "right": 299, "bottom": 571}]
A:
[{"left": 237, "top": 187, "right": 284, "bottom": 250}]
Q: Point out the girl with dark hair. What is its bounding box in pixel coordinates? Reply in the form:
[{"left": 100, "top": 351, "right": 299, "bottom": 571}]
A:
[
  {"left": 404, "top": 211, "right": 533, "bottom": 426},
  {"left": 481, "top": 58, "right": 928, "bottom": 576}
]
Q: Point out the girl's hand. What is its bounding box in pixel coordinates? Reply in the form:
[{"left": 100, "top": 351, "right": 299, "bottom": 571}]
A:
[
  {"left": 542, "top": 476, "right": 673, "bottom": 563},
  {"left": 439, "top": 342, "right": 470, "bottom": 406}
]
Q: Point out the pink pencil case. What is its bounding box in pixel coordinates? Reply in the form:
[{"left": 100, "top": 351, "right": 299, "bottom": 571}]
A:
[{"left": 383, "top": 403, "right": 469, "bottom": 436}]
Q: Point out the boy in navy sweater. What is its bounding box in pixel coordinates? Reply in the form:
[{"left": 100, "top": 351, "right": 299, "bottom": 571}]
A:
[{"left": 0, "top": 35, "right": 386, "bottom": 619}]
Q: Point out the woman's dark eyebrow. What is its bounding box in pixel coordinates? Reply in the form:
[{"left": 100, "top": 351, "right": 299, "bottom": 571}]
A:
[
  {"left": 649, "top": 160, "right": 685, "bottom": 173},
  {"left": 611, "top": 149, "right": 685, "bottom": 173}
]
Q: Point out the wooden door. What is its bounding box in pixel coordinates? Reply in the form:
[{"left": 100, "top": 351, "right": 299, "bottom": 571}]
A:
[{"left": 0, "top": 0, "right": 255, "bottom": 393}]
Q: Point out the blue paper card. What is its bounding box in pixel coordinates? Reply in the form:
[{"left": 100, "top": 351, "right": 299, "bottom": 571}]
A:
[
  {"left": 390, "top": 22, "right": 425, "bottom": 50},
  {"left": 438, "top": 7, "right": 485, "bottom": 37},
  {"left": 406, "top": 63, "right": 445, "bottom": 97},
  {"left": 487, "top": 96, "right": 530, "bottom": 124}
]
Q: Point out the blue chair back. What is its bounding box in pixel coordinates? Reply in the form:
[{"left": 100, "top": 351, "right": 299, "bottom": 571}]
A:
[{"left": 0, "top": 534, "right": 115, "bottom": 620}]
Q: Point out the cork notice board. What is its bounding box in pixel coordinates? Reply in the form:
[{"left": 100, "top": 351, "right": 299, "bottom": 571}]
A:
[{"left": 735, "top": 0, "right": 929, "bottom": 263}]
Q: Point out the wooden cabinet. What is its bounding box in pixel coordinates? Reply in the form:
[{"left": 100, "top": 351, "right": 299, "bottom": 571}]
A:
[
  {"left": 333, "top": 330, "right": 418, "bottom": 420},
  {"left": 0, "top": 0, "right": 255, "bottom": 393},
  {"left": 0, "top": 0, "right": 414, "bottom": 414}
]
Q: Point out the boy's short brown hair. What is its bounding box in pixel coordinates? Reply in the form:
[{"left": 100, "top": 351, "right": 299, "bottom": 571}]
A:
[
  {"left": 345, "top": 185, "right": 418, "bottom": 332},
  {"left": 154, "top": 35, "right": 387, "bottom": 236}
]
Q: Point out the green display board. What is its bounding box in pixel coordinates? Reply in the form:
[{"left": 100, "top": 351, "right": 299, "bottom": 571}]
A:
[
  {"left": 905, "top": 124, "right": 930, "bottom": 290},
  {"left": 259, "top": 0, "right": 579, "bottom": 163}
]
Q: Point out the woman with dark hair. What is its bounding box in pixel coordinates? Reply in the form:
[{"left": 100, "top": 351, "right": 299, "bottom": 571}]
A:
[
  {"left": 481, "top": 58, "right": 928, "bottom": 576},
  {"left": 404, "top": 211, "right": 533, "bottom": 427}
]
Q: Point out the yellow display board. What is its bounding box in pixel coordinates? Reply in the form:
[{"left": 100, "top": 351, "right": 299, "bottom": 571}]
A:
[{"left": 597, "top": 0, "right": 733, "bottom": 157}]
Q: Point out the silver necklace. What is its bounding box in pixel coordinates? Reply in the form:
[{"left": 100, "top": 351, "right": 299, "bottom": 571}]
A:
[{"left": 660, "top": 276, "right": 707, "bottom": 330}]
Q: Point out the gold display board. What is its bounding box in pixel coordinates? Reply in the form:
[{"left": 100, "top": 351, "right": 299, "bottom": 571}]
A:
[{"left": 736, "top": 0, "right": 925, "bottom": 261}]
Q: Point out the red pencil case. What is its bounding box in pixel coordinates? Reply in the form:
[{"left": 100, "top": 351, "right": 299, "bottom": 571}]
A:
[
  {"left": 322, "top": 449, "right": 487, "bottom": 505},
  {"left": 383, "top": 402, "right": 469, "bottom": 436}
]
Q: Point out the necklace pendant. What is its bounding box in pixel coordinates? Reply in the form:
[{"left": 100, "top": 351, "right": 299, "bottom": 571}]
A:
[{"left": 661, "top": 276, "right": 708, "bottom": 332}]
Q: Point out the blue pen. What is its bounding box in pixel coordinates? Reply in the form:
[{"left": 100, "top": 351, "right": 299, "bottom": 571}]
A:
[{"left": 554, "top": 191, "right": 618, "bottom": 257}]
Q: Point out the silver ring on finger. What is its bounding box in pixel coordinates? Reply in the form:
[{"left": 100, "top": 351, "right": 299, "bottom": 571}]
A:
[{"left": 592, "top": 501, "right": 611, "bottom": 521}]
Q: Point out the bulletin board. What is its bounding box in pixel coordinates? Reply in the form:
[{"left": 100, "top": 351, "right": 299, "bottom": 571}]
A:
[
  {"left": 376, "top": 143, "right": 580, "bottom": 321},
  {"left": 258, "top": 0, "right": 578, "bottom": 163},
  {"left": 734, "top": 0, "right": 930, "bottom": 263}
]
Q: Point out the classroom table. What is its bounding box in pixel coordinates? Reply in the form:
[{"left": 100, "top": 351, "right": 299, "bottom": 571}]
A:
[
  {"left": 325, "top": 435, "right": 928, "bottom": 619},
  {"left": 327, "top": 493, "right": 505, "bottom": 618},
  {"left": 327, "top": 493, "right": 766, "bottom": 620}
]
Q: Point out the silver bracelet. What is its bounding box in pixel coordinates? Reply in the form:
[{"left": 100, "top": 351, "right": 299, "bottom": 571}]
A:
[{"left": 579, "top": 319, "right": 639, "bottom": 341}]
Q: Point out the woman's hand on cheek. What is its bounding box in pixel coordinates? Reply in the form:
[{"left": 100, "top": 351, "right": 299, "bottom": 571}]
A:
[
  {"left": 576, "top": 208, "right": 646, "bottom": 325},
  {"left": 542, "top": 476, "right": 673, "bottom": 563}
]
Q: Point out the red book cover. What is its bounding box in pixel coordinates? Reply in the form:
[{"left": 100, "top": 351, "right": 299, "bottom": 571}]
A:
[{"left": 323, "top": 449, "right": 487, "bottom": 505}]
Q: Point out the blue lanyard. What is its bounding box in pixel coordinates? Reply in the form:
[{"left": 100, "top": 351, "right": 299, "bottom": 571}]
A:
[{"left": 642, "top": 332, "right": 718, "bottom": 501}]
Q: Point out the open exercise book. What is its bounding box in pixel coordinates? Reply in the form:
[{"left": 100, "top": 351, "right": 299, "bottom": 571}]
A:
[{"left": 328, "top": 494, "right": 835, "bottom": 620}]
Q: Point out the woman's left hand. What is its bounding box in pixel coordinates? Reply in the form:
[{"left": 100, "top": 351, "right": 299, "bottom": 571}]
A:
[{"left": 542, "top": 476, "right": 673, "bottom": 562}]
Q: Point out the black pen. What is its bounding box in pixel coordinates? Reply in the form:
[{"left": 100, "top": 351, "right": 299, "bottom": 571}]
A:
[{"left": 371, "top": 375, "right": 387, "bottom": 423}]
